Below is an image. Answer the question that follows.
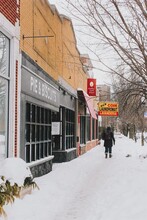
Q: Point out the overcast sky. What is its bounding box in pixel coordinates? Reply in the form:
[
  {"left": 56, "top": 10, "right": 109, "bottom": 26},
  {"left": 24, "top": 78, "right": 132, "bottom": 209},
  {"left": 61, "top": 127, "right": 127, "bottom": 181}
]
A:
[{"left": 49, "top": 0, "right": 111, "bottom": 85}]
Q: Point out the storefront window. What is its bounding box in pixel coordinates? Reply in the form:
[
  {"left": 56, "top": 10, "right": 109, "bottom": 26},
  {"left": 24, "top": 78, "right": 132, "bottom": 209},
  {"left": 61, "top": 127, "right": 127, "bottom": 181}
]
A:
[
  {"left": 80, "top": 115, "right": 86, "bottom": 144},
  {"left": 0, "top": 32, "right": 9, "bottom": 160},
  {"left": 96, "top": 120, "right": 99, "bottom": 139},
  {"left": 92, "top": 118, "right": 95, "bottom": 140},
  {"left": 0, "top": 78, "right": 8, "bottom": 159},
  {"left": 86, "top": 115, "right": 90, "bottom": 141},
  {"left": 0, "top": 31, "right": 9, "bottom": 77},
  {"left": 25, "top": 102, "right": 52, "bottom": 163},
  {"left": 65, "top": 109, "right": 75, "bottom": 149}
]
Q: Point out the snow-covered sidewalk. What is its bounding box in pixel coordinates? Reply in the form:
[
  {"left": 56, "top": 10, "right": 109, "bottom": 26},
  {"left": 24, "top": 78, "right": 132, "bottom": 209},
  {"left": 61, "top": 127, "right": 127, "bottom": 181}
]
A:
[{"left": 4, "top": 134, "right": 147, "bottom": 220}]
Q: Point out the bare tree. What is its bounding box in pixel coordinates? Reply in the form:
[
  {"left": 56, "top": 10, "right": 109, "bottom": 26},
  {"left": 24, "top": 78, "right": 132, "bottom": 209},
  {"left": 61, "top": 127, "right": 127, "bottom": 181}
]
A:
[
  {"left": 112, "top": 70, "right": 146, "bottom": 144},
  {"left": 64, "top": 0, "right": 147, "bottom": 92},
  {"left": 64, "top": 0, "right": 147, "bottom": 142}
]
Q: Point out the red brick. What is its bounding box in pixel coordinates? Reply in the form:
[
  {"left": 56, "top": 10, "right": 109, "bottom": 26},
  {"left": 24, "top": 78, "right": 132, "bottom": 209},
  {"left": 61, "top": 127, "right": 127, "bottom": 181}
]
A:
[{"left": 0, "top": 0, "right": 20, "bottom": 25}]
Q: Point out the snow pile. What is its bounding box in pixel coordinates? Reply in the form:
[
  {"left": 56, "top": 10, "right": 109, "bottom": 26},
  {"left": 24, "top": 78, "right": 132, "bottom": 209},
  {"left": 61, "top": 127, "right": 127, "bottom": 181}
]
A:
[
  {"left": 1, "top": 134, "right": 147, "bottom": 220},
  {"left": 0, "top": 158, "right": 32, "bottom": 186}
]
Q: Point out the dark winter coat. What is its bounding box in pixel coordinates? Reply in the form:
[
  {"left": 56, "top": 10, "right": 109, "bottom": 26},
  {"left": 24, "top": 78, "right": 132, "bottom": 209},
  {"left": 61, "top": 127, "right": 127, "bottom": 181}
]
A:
[{"left": 102, "top": 129, "right": 115, "bottom": 147}]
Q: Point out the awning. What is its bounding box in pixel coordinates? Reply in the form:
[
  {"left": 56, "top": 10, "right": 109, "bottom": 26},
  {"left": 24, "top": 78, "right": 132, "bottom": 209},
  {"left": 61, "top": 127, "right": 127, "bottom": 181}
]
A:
[{"left": 77, "top": 89, "right": 97, "bottom": 119}]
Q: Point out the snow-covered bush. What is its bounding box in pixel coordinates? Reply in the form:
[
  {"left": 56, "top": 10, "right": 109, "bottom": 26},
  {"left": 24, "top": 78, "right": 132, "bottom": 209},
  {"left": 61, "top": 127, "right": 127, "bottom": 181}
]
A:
[
  {"left": 0, "top": 158, "right": 32, "bottom": 186},
  {"left": 0, "top": 158, "right": 38, "bottom": 217},
  {"left": 0, "top": 176, "right": 21, "bottom": 217}
]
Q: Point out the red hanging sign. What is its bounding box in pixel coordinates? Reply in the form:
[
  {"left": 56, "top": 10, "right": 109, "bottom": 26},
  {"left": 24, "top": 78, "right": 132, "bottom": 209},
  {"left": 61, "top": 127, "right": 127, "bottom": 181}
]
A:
[{"left": 87, "top": 78, "right": 96, "bottom": 96}]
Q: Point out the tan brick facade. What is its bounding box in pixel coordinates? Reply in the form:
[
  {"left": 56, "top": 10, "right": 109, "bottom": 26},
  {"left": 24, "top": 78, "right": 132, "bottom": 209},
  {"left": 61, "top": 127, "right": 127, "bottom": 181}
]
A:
[{"left": 20, "top": 0, "right": 87, "bottom": 91}]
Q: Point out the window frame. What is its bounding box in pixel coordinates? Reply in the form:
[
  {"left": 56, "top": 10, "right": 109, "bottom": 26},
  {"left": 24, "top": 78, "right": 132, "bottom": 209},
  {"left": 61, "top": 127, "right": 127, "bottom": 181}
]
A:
[
  {"left": 0, "top": 31, "right": 10, "bottom": 159},
  {"left": 25, "top": 102, "right": 52, "bottom": 163}
]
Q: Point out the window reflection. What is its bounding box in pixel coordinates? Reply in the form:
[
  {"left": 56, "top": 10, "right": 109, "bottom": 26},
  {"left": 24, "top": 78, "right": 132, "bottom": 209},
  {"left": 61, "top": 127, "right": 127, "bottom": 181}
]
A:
[
  {"left": 0, "top": 78, "right": 8, "bottom": 159},
  {"left": 0, "top": 31, "right": 9, "bottom": 160},
  {"left": 0, "top": 31, "right": 9, "bottom": 77}
]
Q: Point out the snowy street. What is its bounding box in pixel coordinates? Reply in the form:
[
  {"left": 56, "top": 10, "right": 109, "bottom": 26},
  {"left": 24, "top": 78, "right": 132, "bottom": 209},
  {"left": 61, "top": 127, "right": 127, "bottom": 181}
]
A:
[
  {"left": 0, "top": 1, "right": 146, "bottom": 220},
  {"left": 5, "top": 133, "right": 147, "bottom": 220}
]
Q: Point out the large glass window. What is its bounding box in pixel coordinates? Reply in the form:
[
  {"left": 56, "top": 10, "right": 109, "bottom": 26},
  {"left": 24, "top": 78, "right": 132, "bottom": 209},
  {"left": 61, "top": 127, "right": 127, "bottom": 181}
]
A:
[
  {"left": 96, "top": 120, "right": 99, "bottom": 139},
  {"left": 0, "top": 32, "right": 9, "bottom": 159},
  {"left": 0, "top": 32, "right": 10, "bottom": 77},
  {"left": 92, "top": 118, "right": 95, "bottom": 140},
  {"left": 80, "top": 115, "right": 86, "bottom": 144},
  {"left": 25, "top": 103, "right": 52, "bottom": 163},
  {"left": 65, "top": 109, "right": 75, "bottom": 149},
  {"left": 86, "top": 115, "right": 90, "bottom": 141}
]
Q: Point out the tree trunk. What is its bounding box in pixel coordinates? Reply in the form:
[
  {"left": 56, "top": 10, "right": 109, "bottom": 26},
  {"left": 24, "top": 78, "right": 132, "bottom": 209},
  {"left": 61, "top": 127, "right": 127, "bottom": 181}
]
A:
[{"left": 141, "top": 131, "right": 144, "bottom": 146}]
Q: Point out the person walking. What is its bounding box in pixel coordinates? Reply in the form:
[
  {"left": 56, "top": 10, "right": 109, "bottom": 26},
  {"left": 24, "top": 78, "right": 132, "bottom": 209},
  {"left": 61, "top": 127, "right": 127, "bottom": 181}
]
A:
[{"left": 102, "top": 127, "right": 115, "bottom": 158}]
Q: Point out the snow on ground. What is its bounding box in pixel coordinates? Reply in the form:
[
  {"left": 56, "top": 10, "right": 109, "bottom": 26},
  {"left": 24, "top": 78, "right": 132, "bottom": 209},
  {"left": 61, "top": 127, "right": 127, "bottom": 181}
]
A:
[{"left": 2, "top": 133, "right": 147, "bottom": 220}]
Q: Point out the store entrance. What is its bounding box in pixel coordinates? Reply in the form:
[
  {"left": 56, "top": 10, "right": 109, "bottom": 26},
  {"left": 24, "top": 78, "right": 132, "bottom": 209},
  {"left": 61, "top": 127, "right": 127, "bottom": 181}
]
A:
[{"left": 52, "top": 111, "right": 61, "bottom": 151}]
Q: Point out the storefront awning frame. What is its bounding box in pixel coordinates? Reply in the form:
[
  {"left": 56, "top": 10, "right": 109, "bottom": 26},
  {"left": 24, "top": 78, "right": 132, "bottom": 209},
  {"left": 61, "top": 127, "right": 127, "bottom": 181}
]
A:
[{"left": 77, "top": 89, "right": 97, "bottom": 120}]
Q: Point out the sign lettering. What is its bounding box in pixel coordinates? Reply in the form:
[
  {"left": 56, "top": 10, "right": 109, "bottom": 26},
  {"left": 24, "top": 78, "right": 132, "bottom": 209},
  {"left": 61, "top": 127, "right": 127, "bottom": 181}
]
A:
[
  {"left": 98, "top": 102, "right": 119, "bottom": 116},
  {"left": 30, "top": 76, "right": 57, "bottom": 102}
]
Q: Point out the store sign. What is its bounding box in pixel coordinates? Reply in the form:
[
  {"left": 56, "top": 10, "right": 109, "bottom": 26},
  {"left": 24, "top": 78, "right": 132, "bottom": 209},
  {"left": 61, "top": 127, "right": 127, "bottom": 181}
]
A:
[
  {"left": 21, "top": 67, "right": 60, "bottom": 108},
  {"left": 98, "top": 102, "right": 119, "bottom": 116},
  {"left": 30, "top": 76, "right": 57, "bottom": 102},
  {"left": 87, "top": 78, "right": 96, "bottom": 96}
]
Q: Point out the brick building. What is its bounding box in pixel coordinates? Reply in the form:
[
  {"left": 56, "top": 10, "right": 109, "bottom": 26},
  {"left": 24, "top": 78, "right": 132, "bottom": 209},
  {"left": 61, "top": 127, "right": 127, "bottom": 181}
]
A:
[
  {"left": 0, "top": 0, "right": 99, "bottom": 177},
  {"left": 0, "top": 0, "right": 20, "bottom": 161}
]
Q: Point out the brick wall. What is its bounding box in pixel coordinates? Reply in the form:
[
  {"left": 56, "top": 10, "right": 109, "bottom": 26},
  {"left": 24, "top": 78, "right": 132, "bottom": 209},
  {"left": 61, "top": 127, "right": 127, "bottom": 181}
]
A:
[{"left": 0, "top": 0, "right": 20, "bottom": 25}]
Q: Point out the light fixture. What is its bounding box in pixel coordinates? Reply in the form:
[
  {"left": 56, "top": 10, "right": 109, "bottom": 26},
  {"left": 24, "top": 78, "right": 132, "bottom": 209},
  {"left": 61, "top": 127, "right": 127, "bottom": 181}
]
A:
[{"left": 63, "top": 90, "right": 67, "bottom": 95}]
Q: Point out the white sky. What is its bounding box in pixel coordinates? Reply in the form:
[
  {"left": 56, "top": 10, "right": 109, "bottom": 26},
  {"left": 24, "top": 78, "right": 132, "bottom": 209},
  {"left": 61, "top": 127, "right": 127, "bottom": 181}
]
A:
[
  {"left": 48, "top": 0, "right": 111, "bottom": 85},
  {"left": 2, "top": 133, "right": 147, "bottom": 220}
]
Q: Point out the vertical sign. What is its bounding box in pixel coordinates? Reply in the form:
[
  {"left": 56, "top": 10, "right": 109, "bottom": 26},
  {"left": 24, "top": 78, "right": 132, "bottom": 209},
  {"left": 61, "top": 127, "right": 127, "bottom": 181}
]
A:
[{"left": 87, "top": 78, "right": 96, "bottom": 96}]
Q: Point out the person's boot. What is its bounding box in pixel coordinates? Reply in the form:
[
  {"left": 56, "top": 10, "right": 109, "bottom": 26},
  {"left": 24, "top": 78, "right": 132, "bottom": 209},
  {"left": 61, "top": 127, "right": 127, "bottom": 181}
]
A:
[
  {"left": 109, "top": 154, "right": 112, "bottom": 158},
  {"left": 105, "top": 153, "right": 108, "bottom": 158}
]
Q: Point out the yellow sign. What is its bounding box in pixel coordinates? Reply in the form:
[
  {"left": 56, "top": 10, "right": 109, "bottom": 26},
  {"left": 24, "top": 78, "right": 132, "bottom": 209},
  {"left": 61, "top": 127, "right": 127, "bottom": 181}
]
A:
[{"left": 98, "top": 102, "right": 119, "bottom": 116}]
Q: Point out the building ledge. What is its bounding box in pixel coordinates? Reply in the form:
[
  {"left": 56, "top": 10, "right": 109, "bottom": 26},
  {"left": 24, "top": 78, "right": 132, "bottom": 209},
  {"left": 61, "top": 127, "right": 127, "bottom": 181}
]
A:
[
  {"left": 28, "top": 156, "right": 54, "bottom": 168},
  {"left": 53, "top": 148, "right": 76, "bottom": 153}
]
